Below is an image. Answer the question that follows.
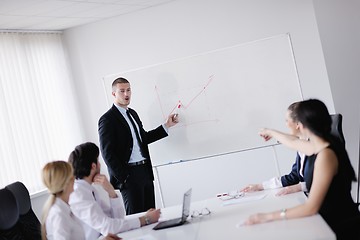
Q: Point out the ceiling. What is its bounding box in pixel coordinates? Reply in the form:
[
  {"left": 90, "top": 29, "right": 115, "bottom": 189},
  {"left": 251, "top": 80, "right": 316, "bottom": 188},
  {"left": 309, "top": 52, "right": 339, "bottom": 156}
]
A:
[{"left": 0, "top": 0, "right": 175, "bottom": 31}]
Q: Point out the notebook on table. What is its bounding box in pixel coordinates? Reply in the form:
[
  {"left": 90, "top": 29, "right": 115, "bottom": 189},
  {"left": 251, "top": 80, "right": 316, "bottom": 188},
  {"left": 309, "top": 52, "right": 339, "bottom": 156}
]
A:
[{"left": 153, "top": 188, "right": 192, "bottom": 230}]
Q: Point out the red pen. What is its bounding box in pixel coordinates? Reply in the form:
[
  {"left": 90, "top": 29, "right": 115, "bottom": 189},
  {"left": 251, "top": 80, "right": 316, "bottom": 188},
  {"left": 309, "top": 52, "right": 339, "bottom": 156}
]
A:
[{"left": 172, "top": 103, "right": 181, "bottom": 121}]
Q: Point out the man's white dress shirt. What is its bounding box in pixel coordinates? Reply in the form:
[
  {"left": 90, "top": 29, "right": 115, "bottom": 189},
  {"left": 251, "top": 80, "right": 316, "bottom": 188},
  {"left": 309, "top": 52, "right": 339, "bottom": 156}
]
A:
[
  {"left": 69, "top": 179, "right": 140, "bottom": 240},
  {"left": 46, "top": 197, "right": 85, "bottom": 240},
  {"left": 262, "top": 152, "right": 307, "bottom": 192},
  {"left": 113, "top": 104, "right": 169, "bottom": 164}
]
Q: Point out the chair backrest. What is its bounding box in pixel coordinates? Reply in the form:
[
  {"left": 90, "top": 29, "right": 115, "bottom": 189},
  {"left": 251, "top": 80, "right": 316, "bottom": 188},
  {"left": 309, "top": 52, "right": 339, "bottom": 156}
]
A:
[
  {"left": 0, "top": 188, "right": 19, "bottom": 231},
  {"left": 5, "top": 182, "right": 41, "bottom": 240},
  {"left": 0, "top": 188, "right": 27, "bottom": 239},
  {"left": 6, "top": 182, "right": 31, "bottom": 215},
  {"left": 330, "top": 113, "right": 346, "bottom": 146}
]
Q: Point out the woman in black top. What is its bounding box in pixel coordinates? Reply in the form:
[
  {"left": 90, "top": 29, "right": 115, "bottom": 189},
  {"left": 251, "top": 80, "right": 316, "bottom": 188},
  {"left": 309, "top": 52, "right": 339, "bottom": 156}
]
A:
[{"left": 244, "top": 99, "right": 360, "bottom": 240}]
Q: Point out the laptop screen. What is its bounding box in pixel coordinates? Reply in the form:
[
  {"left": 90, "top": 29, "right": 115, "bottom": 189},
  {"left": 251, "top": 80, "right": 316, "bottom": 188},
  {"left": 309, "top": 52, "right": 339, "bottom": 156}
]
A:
[{"left": 181, "top": 188, "right": 192, "bottom": 221}]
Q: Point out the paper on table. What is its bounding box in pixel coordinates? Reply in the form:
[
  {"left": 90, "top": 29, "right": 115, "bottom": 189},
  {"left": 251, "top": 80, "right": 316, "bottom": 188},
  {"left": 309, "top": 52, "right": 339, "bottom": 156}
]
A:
[{"left": 221, "top": 193, "right": 267, "bottom": 206}]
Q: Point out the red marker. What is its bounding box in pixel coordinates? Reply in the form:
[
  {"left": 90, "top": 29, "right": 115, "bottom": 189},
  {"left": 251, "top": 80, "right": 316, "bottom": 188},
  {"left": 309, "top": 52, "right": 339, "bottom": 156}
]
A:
[{"left": 173, "top": 103, "right": 181, "bottom": 120}]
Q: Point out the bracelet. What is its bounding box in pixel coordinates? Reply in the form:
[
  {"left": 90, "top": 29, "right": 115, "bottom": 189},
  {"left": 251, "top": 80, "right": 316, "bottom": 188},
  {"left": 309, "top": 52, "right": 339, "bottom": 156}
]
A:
[
  {"left": 144, "top": 216, "right": 151, "bottom": 225},
  {"left": 280, "top": 208, "right": 287, "bottom": 220}
]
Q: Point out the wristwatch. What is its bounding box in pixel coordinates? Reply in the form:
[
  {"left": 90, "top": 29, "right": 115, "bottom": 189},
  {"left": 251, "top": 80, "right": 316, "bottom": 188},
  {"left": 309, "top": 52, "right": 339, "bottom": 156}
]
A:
[
  {"left": 145, "top": 216, "right": 151, "bottom": 225},
  {"left": 280, "top": 209, "right": 287, "bottom": 220}
]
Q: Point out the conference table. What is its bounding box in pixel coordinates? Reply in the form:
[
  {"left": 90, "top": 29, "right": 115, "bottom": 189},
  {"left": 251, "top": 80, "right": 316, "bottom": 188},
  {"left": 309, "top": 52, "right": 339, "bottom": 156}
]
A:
[{"left": 121, "top": 189, "right": 335, "bottom": 240}]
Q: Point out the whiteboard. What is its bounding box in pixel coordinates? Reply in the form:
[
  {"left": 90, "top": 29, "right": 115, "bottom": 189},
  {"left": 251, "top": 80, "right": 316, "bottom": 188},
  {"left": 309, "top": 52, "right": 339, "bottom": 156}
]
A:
[{"left": 102, "top": 34, "right": 303, "bottom": 166}]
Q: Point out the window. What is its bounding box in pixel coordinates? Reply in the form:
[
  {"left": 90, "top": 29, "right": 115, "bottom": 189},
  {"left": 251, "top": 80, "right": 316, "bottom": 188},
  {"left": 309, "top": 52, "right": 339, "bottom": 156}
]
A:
[{"left": 0, "top": 32, "right": 84, "bottom": 194}]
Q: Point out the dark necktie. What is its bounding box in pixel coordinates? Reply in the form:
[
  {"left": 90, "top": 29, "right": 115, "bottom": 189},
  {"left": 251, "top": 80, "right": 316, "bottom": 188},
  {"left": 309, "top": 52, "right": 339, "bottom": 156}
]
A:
[{"left": 126, "top": 110, "right": 143, "bottom": 146}]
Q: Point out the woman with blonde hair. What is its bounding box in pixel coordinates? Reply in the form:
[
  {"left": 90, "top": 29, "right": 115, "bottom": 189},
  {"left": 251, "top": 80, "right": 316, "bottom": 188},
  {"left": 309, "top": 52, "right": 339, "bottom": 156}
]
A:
[
  {"left": 41, "top": 160, "right": 121, "bottom": 240},
  {"left": 41, "top": 160, "right": 83, "bottom": 240}
]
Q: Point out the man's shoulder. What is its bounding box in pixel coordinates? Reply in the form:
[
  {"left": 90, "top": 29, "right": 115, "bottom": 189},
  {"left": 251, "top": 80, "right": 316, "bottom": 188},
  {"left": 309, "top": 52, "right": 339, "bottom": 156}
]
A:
[
  {"left": 100, "top": 105, "right": 115, "bottom": 117},
  {"left": 99, "top": 106, "right": 117, "bottom": 124}
]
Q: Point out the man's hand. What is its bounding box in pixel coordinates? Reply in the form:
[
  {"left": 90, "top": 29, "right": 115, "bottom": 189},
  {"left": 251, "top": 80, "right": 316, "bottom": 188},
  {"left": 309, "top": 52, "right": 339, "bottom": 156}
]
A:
[
  {"left": 104, "top": 233, "right": 122, "bottom": 240},
  {"left": 140, "top": 208, "right": 161, "bottom": 226},
  {"left": 275, "top": 184, "right": 301, "bottom": 196},
  {"left": 241, "top": 184, "right": 264, "bottom": 193},
  {"left": 165, "top": 114, "right": 179, "bottom": 128},
  {"left": 93, "top": 174, "right": 117, "bottom": 198}
]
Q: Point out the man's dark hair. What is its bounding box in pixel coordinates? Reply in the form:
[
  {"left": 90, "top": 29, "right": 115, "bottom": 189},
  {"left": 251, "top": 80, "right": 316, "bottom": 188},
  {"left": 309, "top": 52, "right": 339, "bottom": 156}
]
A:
[
  {"left": 68, "top": 142, "right": 99, "bottom": 179},
  {"left": 112, "top": 77, "right": 129, "bottom": 87}
]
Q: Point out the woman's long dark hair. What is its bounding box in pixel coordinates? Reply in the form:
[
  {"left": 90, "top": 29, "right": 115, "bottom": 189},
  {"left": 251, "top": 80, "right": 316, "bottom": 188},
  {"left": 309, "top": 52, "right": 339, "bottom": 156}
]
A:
[
  {"left": 296, "top": 99, "right": 332, "bottom": 141},
  {"left": 296, "top": 99, "right": 356, "bottom": 181}
]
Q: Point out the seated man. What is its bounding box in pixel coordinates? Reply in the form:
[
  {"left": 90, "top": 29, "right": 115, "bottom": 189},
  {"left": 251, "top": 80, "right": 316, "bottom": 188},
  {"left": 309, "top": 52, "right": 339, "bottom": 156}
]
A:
[
  {"left": 241, "top": 102, "right": 313, "bottom": 196},
  {"left": 68, "top": 142, "right": 160, "bottom": 240}
]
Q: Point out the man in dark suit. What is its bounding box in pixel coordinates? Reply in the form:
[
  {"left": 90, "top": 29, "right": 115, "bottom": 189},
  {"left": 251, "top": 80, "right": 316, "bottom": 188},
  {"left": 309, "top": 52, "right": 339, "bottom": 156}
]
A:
[
  {"left": 240, "top": 101, "right": 313, "bottom": 195},
  {"left": 98, "top": 77, "right": 178, "bottom": 214}
]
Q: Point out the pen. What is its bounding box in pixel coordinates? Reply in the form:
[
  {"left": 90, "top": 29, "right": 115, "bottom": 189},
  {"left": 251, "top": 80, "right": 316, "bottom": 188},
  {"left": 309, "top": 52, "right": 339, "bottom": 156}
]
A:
[{"left": 172, "top": 103, "right": 181, "bottom": 121}]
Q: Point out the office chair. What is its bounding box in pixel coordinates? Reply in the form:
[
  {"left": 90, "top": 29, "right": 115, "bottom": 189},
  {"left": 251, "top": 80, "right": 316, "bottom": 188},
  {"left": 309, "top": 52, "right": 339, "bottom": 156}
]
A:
[
  {"left": 0, "top": 187, "right": 25, "bottom": 239},
  {"left": 330, "top": 114, "right": 360, "bottom": 207},
  {"left": 330, "top": 113, "right": 345, "bottom": 146},
  {"left": 5, "top": 181, "right": 41, "bottom": 240},
  {"left": 0, "top": 188, "right": 19, "bottom": 230}
]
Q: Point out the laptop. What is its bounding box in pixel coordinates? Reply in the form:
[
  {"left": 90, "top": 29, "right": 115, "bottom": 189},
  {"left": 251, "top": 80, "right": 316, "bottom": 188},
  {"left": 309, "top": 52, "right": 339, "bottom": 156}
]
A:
[{"left": 153, "top": 188, "right": 192, "bottom": 230}]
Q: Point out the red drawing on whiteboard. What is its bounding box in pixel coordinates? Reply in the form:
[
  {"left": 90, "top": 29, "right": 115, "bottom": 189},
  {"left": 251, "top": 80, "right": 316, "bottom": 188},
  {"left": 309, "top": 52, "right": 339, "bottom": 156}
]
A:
[{"left": 155, "top": 75, "right": 218, "bottom": 126}]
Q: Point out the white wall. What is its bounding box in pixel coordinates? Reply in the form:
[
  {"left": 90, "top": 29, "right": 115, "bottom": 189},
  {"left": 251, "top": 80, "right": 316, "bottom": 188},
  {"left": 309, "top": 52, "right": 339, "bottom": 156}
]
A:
[
  {"left": 312, "top": 0, "right": 360, "bottom": 201},
  {"left": 63, "top": 0, "right": 334, "bottom": 141},
  {"left": 31, "top": 192, "right": 49, "bottom": 221},
  {"left": 53, "top": 0, "right": 343, "bottom": 208}
]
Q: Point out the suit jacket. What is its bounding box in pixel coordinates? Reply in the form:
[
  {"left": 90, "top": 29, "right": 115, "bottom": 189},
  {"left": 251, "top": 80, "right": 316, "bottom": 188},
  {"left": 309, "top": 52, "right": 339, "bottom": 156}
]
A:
[
  {"left": 98, "top": 104, "right": 168, "bottom": 189},
  {"left": 281, "top": 153, "right": 316, "bottom": 187}
]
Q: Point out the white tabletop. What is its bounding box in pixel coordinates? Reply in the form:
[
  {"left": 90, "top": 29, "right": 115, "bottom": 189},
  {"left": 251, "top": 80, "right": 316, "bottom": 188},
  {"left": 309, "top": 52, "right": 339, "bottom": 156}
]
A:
[{"left": 121, "top": 189, "right": 335, "bottom": 240}]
